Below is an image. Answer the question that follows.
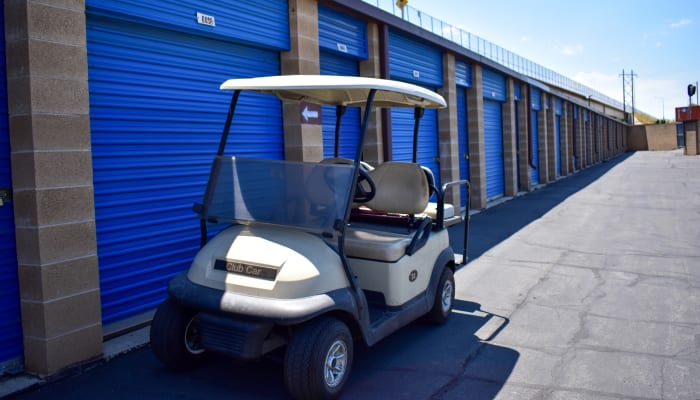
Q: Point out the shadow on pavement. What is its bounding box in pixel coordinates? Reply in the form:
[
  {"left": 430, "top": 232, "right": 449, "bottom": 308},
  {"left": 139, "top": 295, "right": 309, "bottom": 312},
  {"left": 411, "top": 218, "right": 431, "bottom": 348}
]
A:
[
  {"left": 8, "top": 301, "right": 518, "bottom": 400},
  {"left": 449, "top": 153, "right": 634, "bottom": 263}
]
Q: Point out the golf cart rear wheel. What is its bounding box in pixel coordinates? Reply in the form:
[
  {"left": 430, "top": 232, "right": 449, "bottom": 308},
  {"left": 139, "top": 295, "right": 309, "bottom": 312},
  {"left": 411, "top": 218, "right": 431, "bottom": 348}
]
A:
[
  {"left": 150, "top": 298, "right": 205, "bottom": 369},
  {"left": 425, "top": 267, "right": 455, "bottom": 324},
  {"left": 284, "top": 317, "right": 353, "bottom": 400}
]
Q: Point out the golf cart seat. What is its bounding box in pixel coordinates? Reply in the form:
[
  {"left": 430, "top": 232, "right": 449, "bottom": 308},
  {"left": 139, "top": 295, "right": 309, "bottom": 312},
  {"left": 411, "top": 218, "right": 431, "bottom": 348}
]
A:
[
  {"left": 419, "top": 166, "right": 460, "bottom": 227},
  {"left": 345, "top": 162, "right": 432, "bottom": 262}
]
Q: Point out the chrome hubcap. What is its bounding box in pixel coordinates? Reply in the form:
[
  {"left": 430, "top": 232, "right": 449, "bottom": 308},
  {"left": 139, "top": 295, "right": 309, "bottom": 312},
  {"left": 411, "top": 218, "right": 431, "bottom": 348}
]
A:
[
  {"left": 324, "top": 340, "right": 348, "bottom": 388},
  {"left": 441, "top": 280, "right": 453, "bottom": 314},
  {"left": 184, "top": 316, "right": 205, "bottom": 355}
]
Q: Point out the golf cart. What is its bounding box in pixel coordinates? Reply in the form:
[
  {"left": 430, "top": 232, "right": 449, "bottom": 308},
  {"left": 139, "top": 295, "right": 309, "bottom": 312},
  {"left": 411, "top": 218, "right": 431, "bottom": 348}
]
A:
[{"left": 150, "top": 75, "right": 470, "bottom": 399}]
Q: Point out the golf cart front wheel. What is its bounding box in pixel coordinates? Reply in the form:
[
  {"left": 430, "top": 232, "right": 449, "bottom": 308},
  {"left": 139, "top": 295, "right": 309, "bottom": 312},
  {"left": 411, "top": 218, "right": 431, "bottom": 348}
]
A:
[
  {"left": 150, "top": 298, "right": 205, "bottom": 369},
  {"left": 425, "top": 267, "right": 455, "bottom": 324},
  {"left": 284, "top": 317, "right": 353, "bottom": 400}
]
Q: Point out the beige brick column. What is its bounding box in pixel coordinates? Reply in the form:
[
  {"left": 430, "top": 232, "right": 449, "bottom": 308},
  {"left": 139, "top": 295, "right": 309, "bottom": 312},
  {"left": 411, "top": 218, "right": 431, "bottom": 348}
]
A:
[
  {"left": 281, "top": 0, "right": 321, "bottom": 162},
  {"left": 5, "top": 0, "right": 102, "bottom": 376},
  {"left": 466, "top": 64, "right": 486, "bottom": 209},
  {"left": 502, "top": 78, "right": 517, "bottom": 196},
  {"left": 437, "top": 53, "right": 460, "bottom": 206},
  {"left": 537, "top": 94, "right": 549, "bottom": 183},
  {"left": 561, "top": 103, "right": 571, "bottom": 175},
  {"left": 517, "top": 84, "right": 530, "bottom": 192},
  {"left": 546, "top": 96, "right": 556, "bottom": 180},
  {"left": 359, "top": 22, "right": 383, "bottom": 166}
]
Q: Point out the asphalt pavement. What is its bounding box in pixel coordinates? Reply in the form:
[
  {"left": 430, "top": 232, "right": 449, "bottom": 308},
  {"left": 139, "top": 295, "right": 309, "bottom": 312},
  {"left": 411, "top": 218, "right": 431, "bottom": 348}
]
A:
[{"left": 4, "top": 149, "right": 700, "bottom": 399}]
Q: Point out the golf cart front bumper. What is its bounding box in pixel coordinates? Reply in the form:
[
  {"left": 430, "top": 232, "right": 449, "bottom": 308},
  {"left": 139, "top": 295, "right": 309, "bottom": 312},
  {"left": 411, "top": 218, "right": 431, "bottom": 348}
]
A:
[{"left": 167, "top": 272, "right": 359, "bottom": 359}]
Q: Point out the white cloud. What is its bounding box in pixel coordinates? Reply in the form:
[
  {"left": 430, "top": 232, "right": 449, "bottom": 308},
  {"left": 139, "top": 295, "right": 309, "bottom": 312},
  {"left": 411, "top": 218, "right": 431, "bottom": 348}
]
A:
[
  {"left": 670, "top": 19, "right": 692, "bottom": 28},
  {"left": 559, "top": 44, "right": 583, "bottom": 56},
  {"left": 520, "top": 36, "right": 530, "bottom": 42}
]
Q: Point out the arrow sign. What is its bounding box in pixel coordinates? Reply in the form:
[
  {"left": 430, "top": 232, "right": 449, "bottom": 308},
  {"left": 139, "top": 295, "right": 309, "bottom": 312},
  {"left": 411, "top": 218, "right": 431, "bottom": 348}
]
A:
[
  {"left": 302, "top": 106, "right": 318, "bottom": 121},
  {"left": 300, "top": 101, "right": 322, "bottom": 125}
]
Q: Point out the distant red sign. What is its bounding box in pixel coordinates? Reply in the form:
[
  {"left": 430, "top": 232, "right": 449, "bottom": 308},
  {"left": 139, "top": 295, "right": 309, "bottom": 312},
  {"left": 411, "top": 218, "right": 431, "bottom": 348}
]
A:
[{"left": 675, "top": 105, "right": 700, "bottom": 122}]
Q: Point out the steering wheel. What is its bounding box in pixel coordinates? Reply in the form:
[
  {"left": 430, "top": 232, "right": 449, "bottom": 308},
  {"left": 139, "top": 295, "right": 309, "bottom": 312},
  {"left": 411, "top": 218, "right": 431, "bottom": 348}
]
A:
[{"left": 354, "top": 168, "right": 376, "bottom": 203}]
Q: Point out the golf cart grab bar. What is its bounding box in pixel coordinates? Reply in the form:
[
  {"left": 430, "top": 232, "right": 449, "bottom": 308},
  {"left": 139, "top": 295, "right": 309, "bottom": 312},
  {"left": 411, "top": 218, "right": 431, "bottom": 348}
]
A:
[{"left": 439, "top": 179, "right": 471, "bottom": 265}]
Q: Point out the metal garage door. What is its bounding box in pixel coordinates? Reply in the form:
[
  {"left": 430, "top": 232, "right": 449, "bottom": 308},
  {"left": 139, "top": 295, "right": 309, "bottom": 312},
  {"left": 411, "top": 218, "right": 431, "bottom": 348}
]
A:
[
  {"left": 482, "top": 69, "right": 506, "bottom": 200},
  {"left": 514, "top": 83, "right": 522, "bottom": 191},
  {"left": 0, "top": 8, "right": 23, "bottom": 373},
  {"left": 530, "top": 87, "right": 541, "bottom": 185},
  {"left": 554, "top": 97, "right": 562, "bottom": 177},
  {"left": 318, "top": 5, "right": 367, "bottom": 159},
  {"left": 572, "top": 105, "right": 578, "bottom": 170},
  {"left": 86, "top": 1, "right": 288, "bottom": 328},
  {"left": 456, "top": 60, "right": 472, "bottom": 209},
  {"left": 388, "top": 31, "right": 442, "bottom": 185}
]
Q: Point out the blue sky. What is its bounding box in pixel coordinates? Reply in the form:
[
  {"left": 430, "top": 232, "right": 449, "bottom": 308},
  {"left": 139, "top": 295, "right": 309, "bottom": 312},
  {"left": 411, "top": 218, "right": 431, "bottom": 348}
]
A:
[{"left": 401, "top": 0, "right": 699, "bottom": 120}]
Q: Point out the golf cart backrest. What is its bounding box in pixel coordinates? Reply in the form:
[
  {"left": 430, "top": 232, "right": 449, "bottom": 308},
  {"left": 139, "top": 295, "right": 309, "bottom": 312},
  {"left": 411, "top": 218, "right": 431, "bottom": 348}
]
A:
[{"left": 365, "top": 162, "right": 429, "bottom": 215}]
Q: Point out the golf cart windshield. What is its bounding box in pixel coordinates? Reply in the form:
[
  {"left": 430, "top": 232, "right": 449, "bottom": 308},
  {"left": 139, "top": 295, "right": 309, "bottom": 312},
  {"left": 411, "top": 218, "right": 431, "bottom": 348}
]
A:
[
  {"left": 202, "top": 157, "right": 354, "bottom": 233},
  {"left": 196, "top": 75, "right": 447, "bottom": 240}
]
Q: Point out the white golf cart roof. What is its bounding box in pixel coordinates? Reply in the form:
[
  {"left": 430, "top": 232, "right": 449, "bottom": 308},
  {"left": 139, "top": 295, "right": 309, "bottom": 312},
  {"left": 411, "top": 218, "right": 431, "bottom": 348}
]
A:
[{"left": 220, "top": 75, "right": 446, "bottom": 108}]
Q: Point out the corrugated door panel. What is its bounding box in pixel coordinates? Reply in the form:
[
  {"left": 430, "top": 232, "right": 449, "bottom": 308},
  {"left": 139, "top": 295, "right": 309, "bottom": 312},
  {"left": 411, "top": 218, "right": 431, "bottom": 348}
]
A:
[
  {"left": 530, "top": 110, "right": 539, "bottom": 185},
  {"left": 0, "top": 7, "right": 23, "bottom": 371},
  {"left": 554, "top": 97, "right": 563, "bottom": 116},
  {"left": 457, "top": 87, "right": 469, "bottom": 209},
  {"left": 320, "top": 50, "right": 361, "bottom": 159},
  {"left": 455, "top": 60, "right": 472, "bottom": 88},
  {"left": 87, "top": 15, "right": 283, "bottom": 326},
  {"left": 388, "top": 30, "right": 442, "bottom": 87},
  {"left": 86, "top": 0, "right": 289, "bottom": 51},
  {"left": 572, "top": 105, "right": 578, "bottom": 169},
  {"left": 555, "top": 116, "right": 562, "bottom": 176},
  {"left": 483, "top": 100, "right": 504, "bottom": 199},
  {"left": 514, "top": 82, "right": 522, "bottom": 101},
  {"left": 531, "top": 87, "right": 542, "bottom": 111},
  {"left": 318, "top": 5, "right": 367, "bottom": 58},
  {"left": 391, "top": 107, "right": 440, "bottom": 188},
  {"left": 482, "top": 68, "right": 506, "bottom": 102},
  {"left": 514, "top": 98, "right": 521, "bottom": 190}
]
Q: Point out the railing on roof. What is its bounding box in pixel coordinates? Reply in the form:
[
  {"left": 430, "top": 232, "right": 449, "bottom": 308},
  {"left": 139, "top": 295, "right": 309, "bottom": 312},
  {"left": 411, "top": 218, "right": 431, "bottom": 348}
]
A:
[{"left": 363, "top": 0, "right": 626, "bottom": 112}]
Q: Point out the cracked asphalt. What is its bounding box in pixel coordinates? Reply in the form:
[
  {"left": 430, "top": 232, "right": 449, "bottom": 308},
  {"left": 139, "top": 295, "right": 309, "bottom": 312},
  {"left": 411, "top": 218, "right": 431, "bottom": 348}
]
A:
[{"left": 7, "top": 150, "right": 700, "bottom": 399}]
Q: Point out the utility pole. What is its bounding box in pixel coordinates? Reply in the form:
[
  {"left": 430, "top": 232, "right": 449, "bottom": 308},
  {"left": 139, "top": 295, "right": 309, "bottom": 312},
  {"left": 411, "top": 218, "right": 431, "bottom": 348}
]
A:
[{"left": 620, "top": 69, "right": 637, "bottom": 124}]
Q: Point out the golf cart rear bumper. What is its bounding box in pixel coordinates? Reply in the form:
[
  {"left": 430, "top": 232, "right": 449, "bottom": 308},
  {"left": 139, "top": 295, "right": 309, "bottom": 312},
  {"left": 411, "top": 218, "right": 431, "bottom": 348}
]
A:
[{"left": 168, "top": 272, "right": 358, "bottom": 324}]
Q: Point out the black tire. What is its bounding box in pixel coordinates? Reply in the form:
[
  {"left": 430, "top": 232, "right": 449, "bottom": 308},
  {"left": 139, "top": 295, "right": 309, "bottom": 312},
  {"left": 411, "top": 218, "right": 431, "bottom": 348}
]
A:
[
  {"left": 284, "top": 317, "right": 353, "bottom": 400},
  {"left": 150, "top": 298, "right": 205, "bottom": 370},
  {"left": 425, "top": 267, "right": 455, "bottom": 325}
]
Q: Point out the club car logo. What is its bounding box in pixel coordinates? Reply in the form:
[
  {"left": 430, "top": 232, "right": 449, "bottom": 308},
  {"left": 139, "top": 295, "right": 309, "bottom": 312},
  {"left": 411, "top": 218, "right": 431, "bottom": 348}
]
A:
[
  {"left": 409, "top": 270, "right": 418, "bottom": 282},
  {"left": 214, "top": 259, "right": 278, "bottom": 281}
]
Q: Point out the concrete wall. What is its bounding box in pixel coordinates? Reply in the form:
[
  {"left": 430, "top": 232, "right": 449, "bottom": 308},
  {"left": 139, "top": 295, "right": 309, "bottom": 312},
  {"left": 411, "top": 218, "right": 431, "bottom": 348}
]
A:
[{"left": 627, "top": 124, "right": 679, "bottom": 151}]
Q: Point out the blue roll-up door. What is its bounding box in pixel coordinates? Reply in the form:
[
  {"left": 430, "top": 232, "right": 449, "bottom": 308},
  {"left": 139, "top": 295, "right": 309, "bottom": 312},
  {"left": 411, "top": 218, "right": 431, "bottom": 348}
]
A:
[
  {"left": 514, "top": 84, "right": 521, "bottom": 191},
  {"left": 554, "top": 97, "right": 562, "bottom": 177},
  {"left": 482, "top": 69, "right": 506, "bottom": 199},
  {"left": 389, "top": 30, "right": 442, "bottom": 185},
  {"left": 483, "top": 100, "right": 504, "bottom": 199},
  {"left": 530, "top": 112, "right": 539, "bottom": 185},
  {"left": 530, "top": 87, "right": 541, "bottom": 185},
  {"left": 572, "top": 105, "right": 578, "bottom": 169},
  {"left": 457, "top": 88, "right": 469, "bottom": 209},
  {"left": 87, "top": 8, "right": 286, "bottom": 327},
  {"left": 456, "top": 60, "right": 473, "bottom": 88},
  {"left": 456, "top": 60, "right": 471, "bottom": 209},
  {"left": 320, "top": 52, "right": 361, "bottom": 159},
  {"left": 318, "top": 6, "right": 366, "bottom": 159},
  {"left": 0, "top": 8, "right": 23, "bottom": 373}
]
